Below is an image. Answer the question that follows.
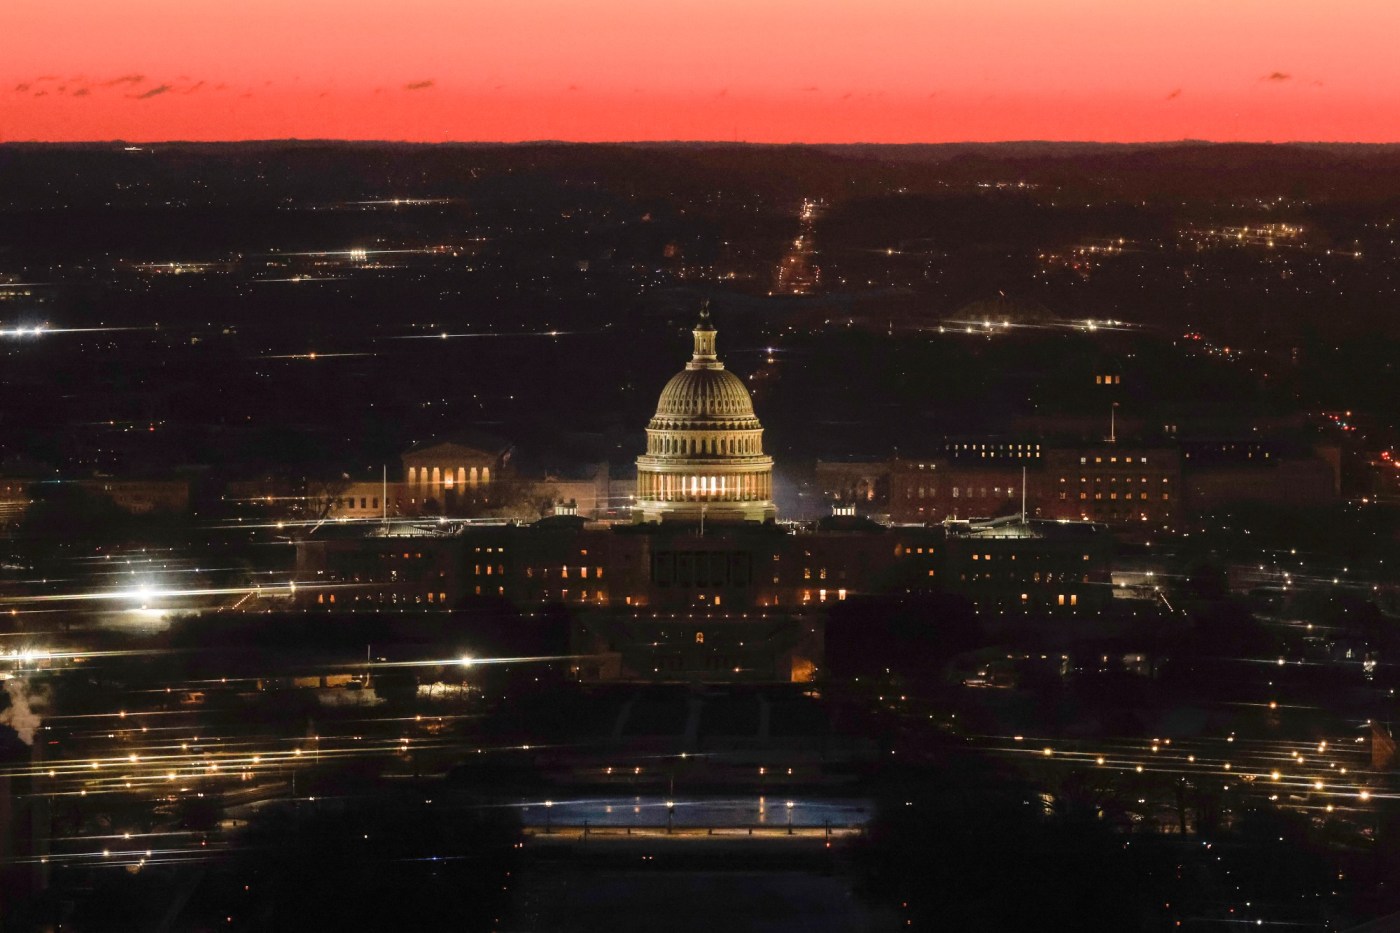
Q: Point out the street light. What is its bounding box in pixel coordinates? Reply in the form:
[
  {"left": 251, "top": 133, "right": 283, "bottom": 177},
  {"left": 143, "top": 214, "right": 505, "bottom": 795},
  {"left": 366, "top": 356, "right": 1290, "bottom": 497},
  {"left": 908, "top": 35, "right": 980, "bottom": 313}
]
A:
[
  {"left": 786, "top": 800, "right": 794, "bottom": 835},
  {"left": 545, "top": 800, "right": 553, "bottom": 834},
  {"left": 667, "top": 800, "right": 675, "bottom": 834}
]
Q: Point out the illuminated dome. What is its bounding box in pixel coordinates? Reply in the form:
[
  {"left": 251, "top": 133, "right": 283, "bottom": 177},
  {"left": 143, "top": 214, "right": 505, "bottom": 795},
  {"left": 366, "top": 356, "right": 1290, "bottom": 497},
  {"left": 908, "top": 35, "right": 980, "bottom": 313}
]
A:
[
  {"left": 654, "top": 367, "right": 756, "bottom": 420},
  {"left": 634, "top": 305, "right": 776, "bottom": 523}
]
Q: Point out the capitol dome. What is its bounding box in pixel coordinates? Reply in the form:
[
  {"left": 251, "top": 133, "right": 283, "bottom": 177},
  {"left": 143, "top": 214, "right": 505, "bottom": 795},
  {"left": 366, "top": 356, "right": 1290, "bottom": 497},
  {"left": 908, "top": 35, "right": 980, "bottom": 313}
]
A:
[
  {"left": 654, "top": 367, "right": 756, "bottom": 420},
  {"left": 634, "top": 306, "right": 776, "bottom": 523}
]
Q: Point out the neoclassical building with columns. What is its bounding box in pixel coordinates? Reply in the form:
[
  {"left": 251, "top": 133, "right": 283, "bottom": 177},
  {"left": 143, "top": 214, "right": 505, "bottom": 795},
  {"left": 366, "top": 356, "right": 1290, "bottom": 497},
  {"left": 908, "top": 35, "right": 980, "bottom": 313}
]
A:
[
  {"left": 633, "top": 307, "right": 777, "bottom": 524},
  {"left": 401, "top": 436, "right": 511, "bottom": 512}
]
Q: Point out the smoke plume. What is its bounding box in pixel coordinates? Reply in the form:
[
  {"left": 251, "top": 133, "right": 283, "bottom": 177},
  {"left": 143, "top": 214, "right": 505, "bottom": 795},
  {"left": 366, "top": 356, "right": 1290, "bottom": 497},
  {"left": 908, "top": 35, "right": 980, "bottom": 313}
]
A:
[{"left": 1, "top": 676, "right": 48, "bottom": 745}]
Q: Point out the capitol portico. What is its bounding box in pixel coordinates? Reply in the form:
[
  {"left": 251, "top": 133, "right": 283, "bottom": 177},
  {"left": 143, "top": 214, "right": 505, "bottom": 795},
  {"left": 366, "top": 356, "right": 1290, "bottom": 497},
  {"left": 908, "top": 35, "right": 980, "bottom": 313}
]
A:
[{"left": 633, "top": 306, "right": 776, "bottom": 524}]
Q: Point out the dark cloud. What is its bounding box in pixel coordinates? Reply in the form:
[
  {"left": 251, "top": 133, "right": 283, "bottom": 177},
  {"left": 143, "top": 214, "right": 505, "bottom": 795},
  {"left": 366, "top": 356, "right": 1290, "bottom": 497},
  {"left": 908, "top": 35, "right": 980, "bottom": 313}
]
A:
[
  {"left": 14, "top": 83, "right": 30, "bottom": 92},
  {"left": 102, "top": 74, "right": 145, "bottom": 87},
  {"left": 72, "top": 88, "right": 90, "bottom": 97},
  {"left": 1263, "top": 71, "right": 1291, "bottom": 82},
  {"left": 567, "top": 84, "right": 579, "bottom": 92},
  {"left": 404, "top": 80, "right": 435, "bottom": 91},
  {"left": 134, "top": 84, "right": 173, "bottom": 99},
  {"left": 183, "top": 81, "right": 206, "bottom": 94},
  {"left": 33, "top": 90, "right": 47, "bottom": 97},
  {"left": 1166, "top": 88, "right": 1182, "bottom": 100}
]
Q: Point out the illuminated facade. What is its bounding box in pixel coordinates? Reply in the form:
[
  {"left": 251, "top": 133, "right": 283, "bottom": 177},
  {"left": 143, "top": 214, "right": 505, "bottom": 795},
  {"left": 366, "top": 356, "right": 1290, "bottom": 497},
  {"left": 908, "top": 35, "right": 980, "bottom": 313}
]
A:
[
  {"left": 400, "top": 438, "right": 511, "bottom": 515},
  {"left": 633, "top": 307, "right": 776, "bottom": 524}
]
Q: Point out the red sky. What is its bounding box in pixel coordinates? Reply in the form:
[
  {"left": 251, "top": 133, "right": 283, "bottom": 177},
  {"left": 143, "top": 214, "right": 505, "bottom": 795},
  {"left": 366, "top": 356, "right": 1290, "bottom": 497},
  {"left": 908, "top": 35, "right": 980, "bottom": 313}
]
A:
[{"left": 3, "top": 0, "right": 1397, "bottom": 143}]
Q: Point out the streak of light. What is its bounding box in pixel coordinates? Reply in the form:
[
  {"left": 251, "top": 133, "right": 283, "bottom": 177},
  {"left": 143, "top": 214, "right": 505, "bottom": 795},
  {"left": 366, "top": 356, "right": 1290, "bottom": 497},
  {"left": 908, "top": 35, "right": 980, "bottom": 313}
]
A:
[
  {"left": 258, "top": 352, "right": 376, "bottom": 360},
  {"left": 251, "top": 276, "right": 347, "bottom": 284},
  {"left": 3, "top": 582, "right": 311, "bottom": 605},
  {"left": 388, "top": 329, "right": 586, "bottom": 340}
]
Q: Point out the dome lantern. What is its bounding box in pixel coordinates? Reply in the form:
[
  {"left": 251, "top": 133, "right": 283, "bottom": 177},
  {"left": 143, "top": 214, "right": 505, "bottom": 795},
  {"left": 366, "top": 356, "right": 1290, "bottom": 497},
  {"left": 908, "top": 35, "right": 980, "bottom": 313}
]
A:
[{"left": 691, "top": 301, "right": 718, "bottom": 364}]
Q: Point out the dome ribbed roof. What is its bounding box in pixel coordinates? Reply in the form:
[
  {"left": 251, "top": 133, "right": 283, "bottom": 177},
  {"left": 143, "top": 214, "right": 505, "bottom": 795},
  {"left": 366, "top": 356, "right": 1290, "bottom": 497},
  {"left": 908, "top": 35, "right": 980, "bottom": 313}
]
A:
[{"left": 654, "top": 367, "right": 756, "bottom": 420}]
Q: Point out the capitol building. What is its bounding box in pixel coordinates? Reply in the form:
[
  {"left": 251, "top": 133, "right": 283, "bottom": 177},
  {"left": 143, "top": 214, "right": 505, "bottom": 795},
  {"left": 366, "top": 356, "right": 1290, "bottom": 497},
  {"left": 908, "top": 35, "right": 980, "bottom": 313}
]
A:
[{"left": 633, "top": 306, "right": 776, "bottom": 524}]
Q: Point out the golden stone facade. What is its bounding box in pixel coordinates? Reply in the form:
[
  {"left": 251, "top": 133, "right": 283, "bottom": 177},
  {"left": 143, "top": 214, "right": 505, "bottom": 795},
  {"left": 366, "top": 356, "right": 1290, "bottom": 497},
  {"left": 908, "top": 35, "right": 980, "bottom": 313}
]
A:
[{"left": 634, "top": 308, "right": 776, "bottom": 523}]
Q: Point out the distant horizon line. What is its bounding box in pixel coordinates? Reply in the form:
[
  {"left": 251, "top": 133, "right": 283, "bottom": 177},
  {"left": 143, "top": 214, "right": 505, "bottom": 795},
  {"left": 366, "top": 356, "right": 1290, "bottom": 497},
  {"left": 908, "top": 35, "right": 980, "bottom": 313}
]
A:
[{"left": 5, "top": 138, "right": 1400, "bottom": 148}]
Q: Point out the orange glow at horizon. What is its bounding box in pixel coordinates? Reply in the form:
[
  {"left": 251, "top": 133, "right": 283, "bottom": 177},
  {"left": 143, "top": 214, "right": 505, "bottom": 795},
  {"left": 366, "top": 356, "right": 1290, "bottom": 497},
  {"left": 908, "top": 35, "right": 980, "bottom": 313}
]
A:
[{"left": 4, "top": 0, "right": 1399, "bottom": 143}]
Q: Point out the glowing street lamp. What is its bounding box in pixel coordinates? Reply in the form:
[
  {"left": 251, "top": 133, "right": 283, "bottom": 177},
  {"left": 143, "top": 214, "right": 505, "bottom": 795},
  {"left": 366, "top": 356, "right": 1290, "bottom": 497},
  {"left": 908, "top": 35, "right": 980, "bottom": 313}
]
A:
[{"left": 786, "top": 800, "right": 794, "bottom": 835}]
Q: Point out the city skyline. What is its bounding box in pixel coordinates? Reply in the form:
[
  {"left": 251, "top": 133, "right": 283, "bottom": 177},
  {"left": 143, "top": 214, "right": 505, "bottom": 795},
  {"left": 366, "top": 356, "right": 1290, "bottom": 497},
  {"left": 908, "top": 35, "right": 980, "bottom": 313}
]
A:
[{"left": 5, "top": 0, "right": 1400, "bottom": 143}]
